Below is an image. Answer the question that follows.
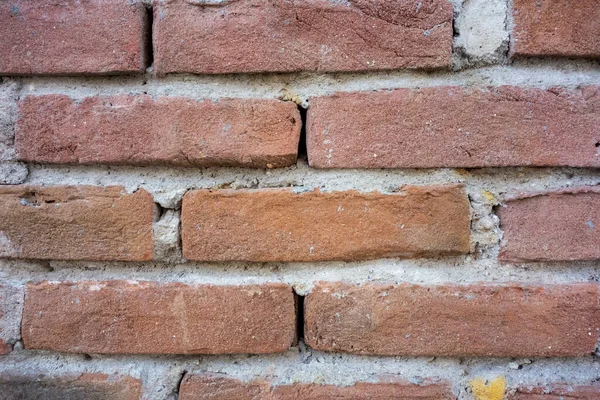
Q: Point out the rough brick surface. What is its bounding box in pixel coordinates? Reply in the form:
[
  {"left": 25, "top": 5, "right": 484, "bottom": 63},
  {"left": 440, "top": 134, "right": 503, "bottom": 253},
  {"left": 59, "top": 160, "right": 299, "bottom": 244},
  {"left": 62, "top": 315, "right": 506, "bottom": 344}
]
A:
[
  {"left": 0, "top": 284, "right": 23, "bottom": 355},
  {"left": 22, "top": 281, "right": 296, "bottom": 355},
  {"left": 304, "top": 282, "right": 600, "bottom": 357},
  {"left": 0, "top": 0, "right": 148, "bottom": 75},
  {"left": 499, "top": 187, "right": 600, "bottom": 262},
  {"left": 307, "top": 86, "right": 600, "bottom": 168},
  {"left": 0, "top": 186, "right": 153, "bottom": 261},
  {"left": 512, "top": 0, "right": 600, "bottom": 59},
  {"left": 0, "top": 373, "right": 142, "bottom": 400},
  {"left": 181, "top": 186, "right": 470, "bottom": 262},
  {"left": 509, "top": 384, "right": 600, "bottom": 399},
  {"left": 16, "top": 95, "right": 301, "bottom": 168},
  {"left": 153, "top": 0, "right": 453, "bottom": 75},
  {"left": 179, "top": 374, "right": 454, "bottom": 399}
]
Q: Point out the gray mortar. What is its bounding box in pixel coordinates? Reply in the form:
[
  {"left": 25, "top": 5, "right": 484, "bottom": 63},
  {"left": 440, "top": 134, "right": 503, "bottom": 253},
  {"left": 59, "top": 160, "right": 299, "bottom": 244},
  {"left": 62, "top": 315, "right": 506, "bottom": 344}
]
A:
[
  {"left": 452, "top": 0, "right": 510, "bottom": 69},
  {"left": 0, "top": 79, "right": 27, "bottom": 183},
  {"left": 17, "top": 59, "right": 600, "bottom": 108}
]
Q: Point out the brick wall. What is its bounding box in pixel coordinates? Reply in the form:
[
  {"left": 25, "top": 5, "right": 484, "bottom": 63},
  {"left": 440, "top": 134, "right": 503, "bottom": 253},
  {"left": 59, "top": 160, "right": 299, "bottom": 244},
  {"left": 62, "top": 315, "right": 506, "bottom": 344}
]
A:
[{"left": 1, "top": 0, "right": 600, "bottom": 399}]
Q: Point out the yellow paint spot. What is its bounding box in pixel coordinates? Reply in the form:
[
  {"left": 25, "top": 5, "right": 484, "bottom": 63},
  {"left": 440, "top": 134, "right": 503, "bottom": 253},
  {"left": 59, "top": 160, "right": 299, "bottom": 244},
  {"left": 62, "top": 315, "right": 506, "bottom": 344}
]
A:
[
  {"left": 470, "top": 376, "right": 506, "bottom": 400},
  {"left": 482, "top": 190, "right": 496, "bottom": 203}
]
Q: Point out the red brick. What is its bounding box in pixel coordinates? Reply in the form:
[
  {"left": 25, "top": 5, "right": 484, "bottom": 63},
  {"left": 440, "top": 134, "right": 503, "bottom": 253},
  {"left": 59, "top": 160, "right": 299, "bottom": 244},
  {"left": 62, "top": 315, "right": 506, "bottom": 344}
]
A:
[
  {"left": 22, "top": 281, "right": 296, "bottom": 355},
  {"left": 0, "top": 186, "right": 153, "bottom": 261},
  {"left": 179, "top": 373, "right": 454, "bottom": 400},
  {"left": 153, "top": 0, "right": 453, "bottom": 75},
  {"left": 498, "top": 187, "right": 600, "bottom": 262},
  {"left": 0, "top": 373, "right": 141, "bottom": 400},
  {"left": 304, "top": 282, "right": 600, "bottom": 357},
  {"left": 307, "top": 86, "right": 600, "bottom": 168},
  {"left": 0, "top": 284, "right": 23, "bottom": 355},
  {"left": 181, "top": 186, "right": 470, "bottom": 262},
  {"left": 16, "top": 95, "right": 301, "bottom": 168},
  {"left": 511, "top": 0, "right": 600, "bottom": 59},
  {"left": 0, "top": 0, "right": 148, "bottom": 75},
  {"left": 509, "top": 383, "right": 600, "bottom": 399}
]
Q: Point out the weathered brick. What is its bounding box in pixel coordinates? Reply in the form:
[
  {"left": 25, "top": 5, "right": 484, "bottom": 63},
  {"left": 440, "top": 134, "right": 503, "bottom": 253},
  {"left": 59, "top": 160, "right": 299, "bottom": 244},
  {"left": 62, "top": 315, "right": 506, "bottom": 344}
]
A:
[
  {"left": 0, "top": 186, "right": 153, "bottom": 261},
  {"left": 0, "top": 0, "right": 148, "bottom": 75},
  {"left": 153, "top": 0, "right": 453, "bottom": 75},
  {"left": 16, "top": 95, "right": 301, "bottom": 168},
  {"left": 498, "top": 187, "right": 600, "bottom": 262},
  {"left": 179, "top": 373, "right": 454, "bottom": 400},
  {"left": 509, "top": 383, "right": 600, "bottom": 399},
  {"left": 307, "top": 86, "right": 600, "bottom": 168},
  {"left": 181, "top": 186, "right": 470, "bottom": 262},
  {"left": 22, "top": 281, "right": 296, "bottom": 355},
  {"left": 0, "top": 373, "right": 141, "bottom": 400},
  {"left": 0, "top": 284, "right": 23, "bottom": 355},
  {"left": 512, "top": 0, "right": 600, "bottom": 59},
  {"left": 304, "top": 282, "right": 600, "bottom": 357}
]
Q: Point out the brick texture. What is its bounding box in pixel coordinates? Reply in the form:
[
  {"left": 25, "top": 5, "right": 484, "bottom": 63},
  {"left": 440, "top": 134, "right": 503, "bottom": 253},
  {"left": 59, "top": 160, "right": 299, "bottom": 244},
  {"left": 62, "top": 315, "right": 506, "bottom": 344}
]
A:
[
  {"left": 0, "top": 186, "right": 153, "bottom": 261},
  {"left": 499, "top": 187, "right": 600, "bottom": 262},
  {"left": 306, "top": 86, "right": 600, "bottom": 168},
  {"left": 153, "top": 0, "right": 453, "bottom": 75},
  {"left": 304, "top": 282, "right": 600, "bottom": 357},
  {"left": 0, "top": 0, "right": 148, "bottom": 75},
  {"left": 0, "top": 284, "right": 23, "bottom": 355},
  {"left": 179, "top": 373, "right": 454, "bottom": 400},
  {"left": 512, "top": 0, "right": 600, "bottom": 59},
  {"left": 509, "top": 383, "right": 600, "bottom": 399},
  {"left": 16, "top": 95, "right": 301, "bottom": 168},
  {"left": 22, "top": 281, "right": 296, "bottom": 355},
  {"left": 181, "top": 186, "right": 470, "bottom": 262},
  {"left": 0, "top": 373, "right": 142, "bottom": 400}
]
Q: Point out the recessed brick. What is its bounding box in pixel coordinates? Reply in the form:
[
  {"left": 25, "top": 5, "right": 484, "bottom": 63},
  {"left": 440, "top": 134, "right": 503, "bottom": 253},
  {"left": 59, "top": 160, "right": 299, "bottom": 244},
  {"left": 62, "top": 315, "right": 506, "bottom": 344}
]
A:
[
  {"left": 304, "top": 282, "right": 600, "bottom": 357},
  {"left": 498, "top": 187, "right": 600, "bottom": 262},
  {"left": 153, "top": 0, "right": 453, "bottom": 75},
  {"left": 509, "top": 383, "right": 600, "bottom": 399},
  {"left": 16, "top": 95, "right": 301, "bottom": 168},
  {"left": 307, "top": 86, "right": 600, "bottom": 168},
  {"left": 0, "top": 186, "right": 153, "bottom": 261},
  {"left": 179, "top": 373, "right": 454, "bottom": 400},
  {"left": 0, "top": 0, "right": 149, "bottom": 75},
  {"left": 512, "top": 0, "right": 600, "bottom": 59},
  {"left": 0, "top": 373, "right": 142, "bottom": 400},
  {"left": 181, "top": 186, "right": 470, "bottom": 262},
  {"left": 22, "top": 281, "right": 296, "bottom": 355}
]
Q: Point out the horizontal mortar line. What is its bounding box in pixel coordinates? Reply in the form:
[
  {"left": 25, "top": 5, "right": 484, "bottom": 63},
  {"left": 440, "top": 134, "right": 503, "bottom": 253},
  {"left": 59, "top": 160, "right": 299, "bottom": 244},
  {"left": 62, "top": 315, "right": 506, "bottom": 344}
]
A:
[{"left": 13, "top": 60, "right": 600, "bottom": 101}]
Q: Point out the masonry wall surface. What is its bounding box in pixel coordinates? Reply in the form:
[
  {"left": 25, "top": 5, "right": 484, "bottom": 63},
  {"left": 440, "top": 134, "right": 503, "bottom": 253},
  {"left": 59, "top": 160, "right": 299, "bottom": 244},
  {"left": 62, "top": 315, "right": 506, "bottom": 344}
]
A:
[{"left": 1, "top": 0, "right": 600, "bottom": 399}]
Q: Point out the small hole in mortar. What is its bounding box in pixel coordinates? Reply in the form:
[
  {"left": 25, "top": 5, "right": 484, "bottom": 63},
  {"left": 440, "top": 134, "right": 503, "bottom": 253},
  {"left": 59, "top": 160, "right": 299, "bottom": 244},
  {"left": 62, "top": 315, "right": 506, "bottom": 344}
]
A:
[{"left": 595, "top": 142, "right": 600, "bottom": 147}]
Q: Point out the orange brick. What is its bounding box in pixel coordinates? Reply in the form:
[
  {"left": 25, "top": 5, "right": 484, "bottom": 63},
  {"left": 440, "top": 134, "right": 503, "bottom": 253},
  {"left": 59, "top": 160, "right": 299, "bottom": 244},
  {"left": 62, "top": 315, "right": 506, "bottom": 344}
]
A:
[
  {"left": 22, "top": 281, "right": 296, "bottom": 355},
  {"left": 0, "top": 186, "right": 153, "bottom": 261},
  {"left": 305, "top": 282, "right": 600, "bottom": 357},
  {"left": 181, "top": 186, "right": 470, "bottom": 262}
]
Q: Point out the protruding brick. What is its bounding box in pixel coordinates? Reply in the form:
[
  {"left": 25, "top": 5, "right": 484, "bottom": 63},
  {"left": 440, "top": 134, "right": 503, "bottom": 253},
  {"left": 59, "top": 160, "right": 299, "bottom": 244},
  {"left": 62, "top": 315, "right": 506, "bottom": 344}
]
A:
[
  {"left": 181, "top": 186, "right": 470, "bottom": 262},
  {"left": 153, "top": 0, "right": 453, "bottom": 75},
  {"left": 307, "top": 86, "right": 600, "bottom": 168},
  {"left": 509, "top": 383, "right": 600, "bottom": 399},
  {"left": 511, "top": 0, "right": 600, "bottom": 59},
  {"left": 0, "top": 373, "right": 141, "bottom": 400},
  {"left": 0, "top": 186, "right": 153, "bottom": 261},
  {"left": 0, "top": 0, "right": 149, "bottom": 75},
  {"left": 179, "top": 373, "right": 454, "bottom": 400},
  {"left": 16, "top": 95, "right": 301, "bottom": 168},
  {"left": 22, "top": 281, "right": 296, "bottom": 355},
  {"left": 304, "top": 282, "right": 600, "bottom": 357},
  {"left": 499, "top": 187, "right": 600, "bottom": 262},
  {"left": 0, "top": 284, "right": 23, "bottom": 354}
]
